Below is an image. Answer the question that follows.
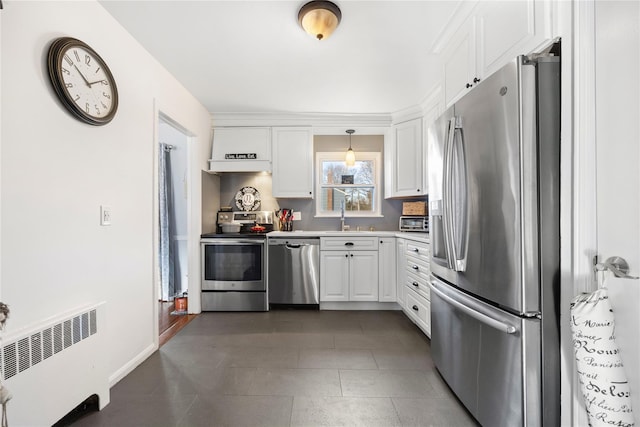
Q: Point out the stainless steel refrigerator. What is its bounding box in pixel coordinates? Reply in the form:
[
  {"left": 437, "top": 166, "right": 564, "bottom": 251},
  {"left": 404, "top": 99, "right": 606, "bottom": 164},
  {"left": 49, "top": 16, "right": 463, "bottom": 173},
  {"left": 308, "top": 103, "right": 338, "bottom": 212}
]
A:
[{"left": 427, "top": 54, "right": 560, "bottom": 427}]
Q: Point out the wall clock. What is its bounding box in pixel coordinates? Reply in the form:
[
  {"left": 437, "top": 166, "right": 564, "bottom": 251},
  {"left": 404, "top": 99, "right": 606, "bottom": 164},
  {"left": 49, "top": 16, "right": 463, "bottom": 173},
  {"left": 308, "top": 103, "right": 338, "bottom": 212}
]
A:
[{"left": 47, "top": 37, "right": 118, "bottom": 126}]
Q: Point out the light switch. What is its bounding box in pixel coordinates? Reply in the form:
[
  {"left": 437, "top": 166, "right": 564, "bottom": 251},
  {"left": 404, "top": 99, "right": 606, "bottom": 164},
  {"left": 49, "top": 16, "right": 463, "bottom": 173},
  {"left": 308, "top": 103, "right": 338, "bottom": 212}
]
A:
[{"left": 100, "top": 205, "right": 112, "bottom": 226}]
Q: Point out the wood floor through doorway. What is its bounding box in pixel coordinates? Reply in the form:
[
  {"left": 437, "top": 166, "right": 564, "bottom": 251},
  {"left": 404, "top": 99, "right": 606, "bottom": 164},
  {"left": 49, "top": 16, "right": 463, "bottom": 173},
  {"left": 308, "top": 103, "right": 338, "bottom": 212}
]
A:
[{"left": 159, "top": 300, "right": 197, "bottom": 347}]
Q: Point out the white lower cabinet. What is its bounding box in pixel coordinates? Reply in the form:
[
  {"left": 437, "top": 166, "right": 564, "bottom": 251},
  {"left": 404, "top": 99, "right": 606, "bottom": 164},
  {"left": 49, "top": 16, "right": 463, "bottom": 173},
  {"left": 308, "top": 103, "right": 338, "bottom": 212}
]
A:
[
  {"left": 378, "top": 237, "right": 397, "bottom": 302},
  {"left": 319, "top": 251, "right": 350, "bottom": 301},
  {"left": 349, "top": 251, "right": 379, "bottom": 301},
  {"left": 396, "top": 238, "right": 407, "bottom": 309},
  {"left": 320, "top": 237, "right": 379, "bottom": 302},
  {"left": 401, "top": 239, "right": 431, "bottom": 337},
  {"left": 406, "top": 288, "right": 431, "bottom": 335}
]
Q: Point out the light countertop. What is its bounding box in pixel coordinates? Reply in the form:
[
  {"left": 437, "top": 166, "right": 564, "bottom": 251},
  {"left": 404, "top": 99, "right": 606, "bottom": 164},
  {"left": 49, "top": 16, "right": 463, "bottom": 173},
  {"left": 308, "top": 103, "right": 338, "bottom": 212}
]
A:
[{"left": 267, "top": 230, "right": 429, "bottom": 243}]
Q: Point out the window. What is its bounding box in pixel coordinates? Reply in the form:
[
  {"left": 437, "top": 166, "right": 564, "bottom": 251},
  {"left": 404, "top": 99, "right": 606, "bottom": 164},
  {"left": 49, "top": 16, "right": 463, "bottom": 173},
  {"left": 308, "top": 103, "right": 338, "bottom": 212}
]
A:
[{"left": 315, "top": 152, "right": 382, "bottom": 217}]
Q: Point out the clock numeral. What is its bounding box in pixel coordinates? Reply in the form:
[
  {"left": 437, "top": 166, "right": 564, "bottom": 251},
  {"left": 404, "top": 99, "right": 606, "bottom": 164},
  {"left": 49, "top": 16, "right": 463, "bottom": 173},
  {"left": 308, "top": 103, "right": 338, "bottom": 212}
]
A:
[
  {"left": 74, "top": 94, "right": 81, "bottom": 101},
  {"left": 85, "top": 54, "right": 91, "bottom": 66},
  {"left": 62, "top": 67, "right": 71, "bottom": 75},
  {"left": 103, "top": 92, "right": 111, "bottom": 99},
  {"left": 64, "top": 54, "right": 73, "bottom": 66},
  {"left": 101, "top": 101, "right": 108, "bottom": 109},
  {"left": 101, "top": 80, "right": 109, "bottom": 86},
  {"left": 94, "top": 104, "right": 101, "bottom": 115},
  {"left": 95, "top": 67, "right": 101, "bottom": 74},
  {"left": 85, "top": 103, "right": 90, "bottom": 114},
  {"left": 65, "top": 82, "right": 74, "bottom": 88},
  {"left": 74, "top": 50, "right": 80, "bottom": 63}
]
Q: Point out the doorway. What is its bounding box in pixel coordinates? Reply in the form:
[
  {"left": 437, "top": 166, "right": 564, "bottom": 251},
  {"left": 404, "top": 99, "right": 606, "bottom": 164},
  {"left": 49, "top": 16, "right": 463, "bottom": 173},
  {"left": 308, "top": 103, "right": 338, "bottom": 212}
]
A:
[{"left": 158, "top": 116, "right": 190, "bottom": 338}]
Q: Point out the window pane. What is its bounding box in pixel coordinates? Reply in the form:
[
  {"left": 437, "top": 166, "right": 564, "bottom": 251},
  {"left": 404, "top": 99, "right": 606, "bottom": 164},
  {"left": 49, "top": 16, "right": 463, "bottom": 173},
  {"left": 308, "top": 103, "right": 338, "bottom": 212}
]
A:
[
  {"left": 321, "top": 161, "right": 374, "bottom": 185},
  {"left": 319, "top": 187, "right": 375, "bottom": 213}
]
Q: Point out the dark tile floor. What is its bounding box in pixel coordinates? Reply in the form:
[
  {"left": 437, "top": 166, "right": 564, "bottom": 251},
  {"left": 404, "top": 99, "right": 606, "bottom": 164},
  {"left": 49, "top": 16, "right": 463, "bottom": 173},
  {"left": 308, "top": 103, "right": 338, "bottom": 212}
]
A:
[{"left": 74, "top": 310, "right": 478, "bottom": 427}]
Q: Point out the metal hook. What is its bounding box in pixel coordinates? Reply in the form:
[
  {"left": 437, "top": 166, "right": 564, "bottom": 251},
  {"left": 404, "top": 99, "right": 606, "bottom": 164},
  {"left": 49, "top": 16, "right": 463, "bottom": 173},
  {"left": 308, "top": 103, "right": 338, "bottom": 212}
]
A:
[{"left": 594, "top": 256, "right": 639, "bottom": 280}]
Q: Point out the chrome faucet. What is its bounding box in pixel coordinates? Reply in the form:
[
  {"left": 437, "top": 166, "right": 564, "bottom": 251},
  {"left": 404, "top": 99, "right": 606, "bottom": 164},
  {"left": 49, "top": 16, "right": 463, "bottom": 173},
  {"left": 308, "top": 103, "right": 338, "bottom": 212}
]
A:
[{"left": 340, "top": 199, "right": 346, "bottom": 231}]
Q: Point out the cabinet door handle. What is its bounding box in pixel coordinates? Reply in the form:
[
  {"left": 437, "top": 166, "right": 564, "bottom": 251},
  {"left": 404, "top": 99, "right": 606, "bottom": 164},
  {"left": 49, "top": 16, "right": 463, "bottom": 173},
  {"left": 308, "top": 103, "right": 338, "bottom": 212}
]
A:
[
  {"left": 345, "top": 254, "right": 348, "bottom": 258},
  {"left": 412, "top": 305, "right": 419, "bottom": 311},
  {"left": 412, "top": 282, "right": 419, "bottom": 287},
  {"left": 345, "top": 242, "right": 354, "bottom": 247},
  {"left": 412, "top": 265, "right": 419, "bottom": 270},
  {"left": 466, "top": 83, "right": 473, "bottom": 88},
  {"left": 350, "top": 254, "right": 353, "bottom": 257},
  {"left": 473, "top": 77, "right": 481, "bottom": 83},
  {"left": 413, "top": 248, "right": 419, "bottom": 253},
  {"left": 417, "top": 189, "right": 421, "bottom": 192}
]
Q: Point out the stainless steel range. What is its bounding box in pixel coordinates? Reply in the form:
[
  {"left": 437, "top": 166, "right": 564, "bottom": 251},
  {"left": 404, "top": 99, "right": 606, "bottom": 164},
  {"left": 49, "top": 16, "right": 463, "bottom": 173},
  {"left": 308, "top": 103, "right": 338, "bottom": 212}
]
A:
[{"left": 200, "top": 210, "right": 274, "bottom": 311}]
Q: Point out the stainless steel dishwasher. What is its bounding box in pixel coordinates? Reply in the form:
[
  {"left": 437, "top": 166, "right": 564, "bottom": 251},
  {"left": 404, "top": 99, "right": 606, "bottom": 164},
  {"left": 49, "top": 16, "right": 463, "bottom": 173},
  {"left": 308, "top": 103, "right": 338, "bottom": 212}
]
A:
[{"left": 268, "top": 237, "right": 320, "bottom": 308}]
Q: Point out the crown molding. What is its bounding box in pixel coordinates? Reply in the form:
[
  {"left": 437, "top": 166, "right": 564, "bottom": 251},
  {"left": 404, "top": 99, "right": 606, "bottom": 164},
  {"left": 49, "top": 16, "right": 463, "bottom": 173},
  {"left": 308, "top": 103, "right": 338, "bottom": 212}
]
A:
[{"left": 210, "top": 112, "right": 393, "bottom": 134}]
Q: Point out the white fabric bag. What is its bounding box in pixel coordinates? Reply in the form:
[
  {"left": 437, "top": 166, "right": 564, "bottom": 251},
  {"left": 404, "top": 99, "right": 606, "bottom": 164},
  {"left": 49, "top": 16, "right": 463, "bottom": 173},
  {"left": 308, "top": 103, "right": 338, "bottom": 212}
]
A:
[{"left": 571, "top": 288, "right": 635, "bottom": 427}]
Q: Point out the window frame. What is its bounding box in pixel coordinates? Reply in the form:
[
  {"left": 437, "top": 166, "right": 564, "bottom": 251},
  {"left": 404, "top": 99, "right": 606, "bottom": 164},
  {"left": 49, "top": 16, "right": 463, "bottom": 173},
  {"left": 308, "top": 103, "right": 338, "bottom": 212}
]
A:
[{"left": 315, "top": 151, "right": 383, "bottom": 218}]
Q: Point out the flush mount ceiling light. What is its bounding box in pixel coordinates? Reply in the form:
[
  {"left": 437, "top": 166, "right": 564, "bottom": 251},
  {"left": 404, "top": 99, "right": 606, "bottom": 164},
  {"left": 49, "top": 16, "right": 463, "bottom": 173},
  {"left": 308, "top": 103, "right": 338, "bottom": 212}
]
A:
[
  {"left": 345, "top": 129, "right": 356, "bottom": 166},
  {"left": 298, "top": 1, "right": 342, "bottom": 41}
]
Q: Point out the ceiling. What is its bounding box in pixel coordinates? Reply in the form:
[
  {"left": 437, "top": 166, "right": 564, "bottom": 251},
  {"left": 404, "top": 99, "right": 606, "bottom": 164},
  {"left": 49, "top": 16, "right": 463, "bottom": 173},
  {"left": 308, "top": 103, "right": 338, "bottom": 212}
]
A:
[{"left": 100, "top": 1, "right": 463, "bottom": 116}]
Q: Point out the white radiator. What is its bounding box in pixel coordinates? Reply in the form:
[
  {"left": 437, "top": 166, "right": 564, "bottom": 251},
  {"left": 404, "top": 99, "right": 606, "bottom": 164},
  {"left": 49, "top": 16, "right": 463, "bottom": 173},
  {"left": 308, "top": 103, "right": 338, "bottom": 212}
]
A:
[{"left": 1, "top": 302, "right": 109, "bottom": 426}]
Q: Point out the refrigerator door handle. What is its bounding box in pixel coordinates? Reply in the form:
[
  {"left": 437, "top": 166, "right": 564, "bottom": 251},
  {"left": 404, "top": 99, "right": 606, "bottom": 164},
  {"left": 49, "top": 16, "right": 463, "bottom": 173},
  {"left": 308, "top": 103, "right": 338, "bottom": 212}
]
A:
[
  {"left": 429, "top": 280, "right": 517, "bottom": 335},
  {"left": 442, "top": 117, "right": 457, "bottom": 269},
  {"left": 450, "top": 118, "right": 468, "bottom": 272}
]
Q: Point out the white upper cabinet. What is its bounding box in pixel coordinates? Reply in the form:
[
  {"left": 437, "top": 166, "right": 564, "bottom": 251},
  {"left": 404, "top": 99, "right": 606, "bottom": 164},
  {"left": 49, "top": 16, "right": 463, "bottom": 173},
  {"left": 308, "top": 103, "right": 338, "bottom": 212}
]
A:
[
  {"left": 442, "top": 0, "right": 554, "bottom": 108},
  {"left": 386, "top": 118, "right": 425, "bottom": 198},
  {"left": 477, "top": 0, "right": 553, "bottom": 78},
  {"left": 271, "top": 127, "right": 314, "bottom": 198},
  {"left": 442, "top": 16, "right": 479, "bottom": 107},
  {"left": 209, "top": 127, "right": 271, "bottom": 172}
]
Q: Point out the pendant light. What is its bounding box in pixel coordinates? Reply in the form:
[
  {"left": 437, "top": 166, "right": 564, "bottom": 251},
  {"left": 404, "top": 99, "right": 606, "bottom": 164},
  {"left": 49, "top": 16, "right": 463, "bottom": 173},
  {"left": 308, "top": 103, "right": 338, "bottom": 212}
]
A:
[
  {"left": 298, "top": 1, "right": 342, "bottom": 41},
  {"left": 345, "top": 129, "right": 356, "bottom": 166}
]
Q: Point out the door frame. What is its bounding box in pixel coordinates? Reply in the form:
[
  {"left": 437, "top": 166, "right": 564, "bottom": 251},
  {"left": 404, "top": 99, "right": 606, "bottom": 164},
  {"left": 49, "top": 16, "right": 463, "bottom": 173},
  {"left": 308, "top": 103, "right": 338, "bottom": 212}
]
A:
[
  {"left": 152, "top": 105, "right": 198, "bottom": 348},
  {"left": 559, "top": 1, "right": 598, "bottom": 426}
]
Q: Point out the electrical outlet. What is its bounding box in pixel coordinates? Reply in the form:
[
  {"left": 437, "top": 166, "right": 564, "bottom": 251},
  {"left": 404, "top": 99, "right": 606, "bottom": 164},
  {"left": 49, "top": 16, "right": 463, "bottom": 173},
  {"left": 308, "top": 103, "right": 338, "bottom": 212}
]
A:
[
  {"left": 100, "top": 205, "right": 112, "bottom": 226},
  {"left": 293, "top": 211, "right": 301, "bottom": 221}
]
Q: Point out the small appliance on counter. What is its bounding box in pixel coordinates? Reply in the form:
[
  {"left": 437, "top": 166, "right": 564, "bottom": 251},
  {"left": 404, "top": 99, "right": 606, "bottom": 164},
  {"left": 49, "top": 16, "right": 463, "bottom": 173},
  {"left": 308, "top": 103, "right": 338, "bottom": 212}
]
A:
[
  {"left": 399, "top": 215, "right": 429, "bottom": 232},
  {"left": 399, "top": 201, "right": 429, "bottom": 232}
]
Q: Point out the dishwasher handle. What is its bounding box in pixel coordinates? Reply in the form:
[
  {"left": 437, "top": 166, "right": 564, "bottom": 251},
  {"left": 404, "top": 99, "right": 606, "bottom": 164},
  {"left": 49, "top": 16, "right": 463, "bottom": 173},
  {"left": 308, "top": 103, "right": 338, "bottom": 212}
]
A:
[{"left": 286, "top": 243, "right": 302, "bottom": 249}]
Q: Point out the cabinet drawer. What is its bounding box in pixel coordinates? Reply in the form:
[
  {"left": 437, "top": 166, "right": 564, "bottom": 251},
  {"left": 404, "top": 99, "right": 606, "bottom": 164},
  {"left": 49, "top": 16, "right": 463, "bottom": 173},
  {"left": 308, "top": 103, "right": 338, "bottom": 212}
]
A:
[
  {"left": 321, "top": 237, "right": 378, "bottom": 251},
  {"left": 406, "top": 256, "right": 430, "bottom": 282},
  {"left": 406, "top": 242, "right": 430, "bottom": 262},
  {"left": 406, "top": 288, "right": 431, "bottom": 336},
  {"left": 406, "top": 271, "right": 430, "bottom": 301}
]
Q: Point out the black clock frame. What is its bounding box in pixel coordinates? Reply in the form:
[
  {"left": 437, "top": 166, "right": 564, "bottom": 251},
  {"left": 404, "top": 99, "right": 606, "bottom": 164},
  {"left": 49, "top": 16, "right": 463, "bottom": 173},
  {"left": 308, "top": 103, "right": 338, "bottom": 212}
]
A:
[{"left": 47, "top": 37, "right": 119, "bottom": 126}]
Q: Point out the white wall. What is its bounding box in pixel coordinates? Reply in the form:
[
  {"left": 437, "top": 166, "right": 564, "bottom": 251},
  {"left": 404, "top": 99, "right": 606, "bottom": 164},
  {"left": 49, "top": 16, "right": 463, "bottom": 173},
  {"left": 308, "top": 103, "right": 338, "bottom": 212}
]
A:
[
  {"left": 1, "top": 1, "right": 211, "bottom": 424},
  {"left": 595, "top": 0, "right": 640, "bottom": 417}
]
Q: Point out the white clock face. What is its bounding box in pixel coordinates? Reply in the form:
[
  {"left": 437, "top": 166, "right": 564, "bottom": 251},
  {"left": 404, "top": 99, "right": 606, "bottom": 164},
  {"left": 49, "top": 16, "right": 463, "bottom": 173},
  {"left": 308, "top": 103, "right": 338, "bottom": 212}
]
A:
[{"left": 60, "top": 45, "right": 115, "bottom": 119}]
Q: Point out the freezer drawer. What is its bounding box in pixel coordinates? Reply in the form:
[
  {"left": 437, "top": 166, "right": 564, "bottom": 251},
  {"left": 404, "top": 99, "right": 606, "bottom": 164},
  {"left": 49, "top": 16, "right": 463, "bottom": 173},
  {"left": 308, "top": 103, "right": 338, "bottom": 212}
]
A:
[{"left": 430, "top": 277, "right": 542, "bottom": 427}]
